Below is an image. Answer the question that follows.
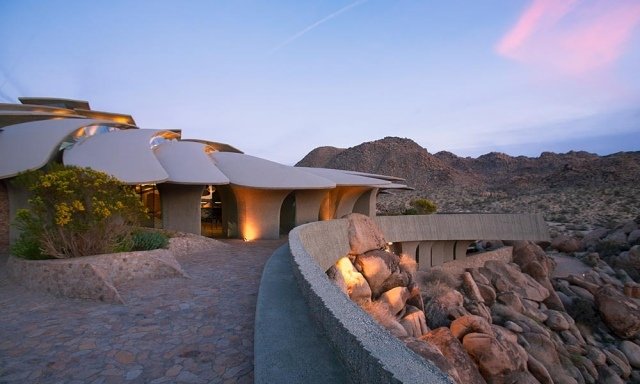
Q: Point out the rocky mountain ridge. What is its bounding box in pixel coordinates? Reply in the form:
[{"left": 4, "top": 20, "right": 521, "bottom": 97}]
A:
[{"left": 297, "top": 137, "right": 640, "bottom": 228}]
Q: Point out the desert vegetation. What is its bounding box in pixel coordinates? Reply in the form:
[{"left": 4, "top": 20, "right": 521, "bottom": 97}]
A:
[{"left": 11, "top": 165, "right": 168, "bottom": 259}]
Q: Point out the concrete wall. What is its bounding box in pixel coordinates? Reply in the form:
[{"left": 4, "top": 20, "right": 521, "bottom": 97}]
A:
[
  {"left": 0, "top": 180, "right": 9, "bottom": 253},
  {"left": 232, "top": 186, "right": 289, "bottom": 240},
  {"left": 216, "top": 185, "right": 239, "bottom": 238},
  {"left": 287, "top": 214, "right": 550, "bottom": 383},
  {"left": 294, "top": 189, "right": 329, "bottom": 226},
  {"left": 353, "top": 187, "right": 378, "bottom": 217},
  {"left": 157, "top": 184, "right": 205, "bottom": 235}
]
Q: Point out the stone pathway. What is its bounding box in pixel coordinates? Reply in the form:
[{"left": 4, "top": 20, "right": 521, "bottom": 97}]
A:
[{"left": 0, "top": 239, "right": 285, "bottom": 384}]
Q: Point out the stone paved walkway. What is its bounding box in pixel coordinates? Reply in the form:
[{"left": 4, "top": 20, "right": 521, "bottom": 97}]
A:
[{"left": 0, "top": 239, "right": 285, "bottom": 384}]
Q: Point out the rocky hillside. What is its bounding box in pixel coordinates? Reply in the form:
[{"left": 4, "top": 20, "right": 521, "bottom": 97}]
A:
[{"left": 297, "top": 137, "right": 640, "bottom": 228}]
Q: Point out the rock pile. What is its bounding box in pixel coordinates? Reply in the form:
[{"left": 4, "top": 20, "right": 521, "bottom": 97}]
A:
[{"left": 327, "top": 214, "right": 640, "bottom": 384}]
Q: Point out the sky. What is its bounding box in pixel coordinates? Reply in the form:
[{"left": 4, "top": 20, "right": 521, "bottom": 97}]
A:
[{"left": 0, "top": 0, "right": 639, "bottom": 165}]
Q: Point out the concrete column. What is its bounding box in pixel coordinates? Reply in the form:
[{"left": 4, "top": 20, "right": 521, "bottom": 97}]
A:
[
  {"left": 430, "top": 242, "right": 445, "bottom": 267},
  {"left": 399, "top": 241, "right": 420, "bottom": 261},
  {"left": 353, "top": 187, "right": 378, "bottom": 217},
  {"left": 418, "top": 241, "right": 435, "bottom": 271},
  {"left": 157, "top": 184, "right": 205, "bottom": 235},
  {"left": 442, "top": 241, "right": 456, "bottom": 263},
  {"left": 295, "top": 189, "right": 329, "bottom": 226},
  {"left": 454, "top": 240, "right": 473, "bottom": 260},
  {"left": 335, "top": 186, "right": 369, "bottom": 219},
  {"left": 232, "top": 186, "right": 289, "bottom": 240}
]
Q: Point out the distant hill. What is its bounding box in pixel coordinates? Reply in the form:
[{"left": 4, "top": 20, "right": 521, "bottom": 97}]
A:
[
  {"left": 296, "top": 136, "right": 640, "bottom": 193},
  {"left": 296, "top": 137, "right": 640, "bottom": 226}
]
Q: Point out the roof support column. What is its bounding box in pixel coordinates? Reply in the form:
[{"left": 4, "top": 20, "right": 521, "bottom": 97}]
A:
[
  {"left": 233, "top": 186, "right": 289, "bottom": 240},
  {"left": 353, "top": 187, "right": 379, "bottom": 217},
  {"left": 157, "top": 184, "right": 205, "bottom": 235},
  {"left": 294, "top": 189, "right": 329, "bottom": 226},
  {"left": 320, "top": 186, "right": 369, "bottom": 220}
]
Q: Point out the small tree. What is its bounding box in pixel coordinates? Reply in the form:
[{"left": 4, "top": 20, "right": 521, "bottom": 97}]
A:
[
  {"left": 11, "top": 165, "right": 147, "bottom": 259},
  {"left": 403, "top": 198, "right": 437, "bottom": 215}
]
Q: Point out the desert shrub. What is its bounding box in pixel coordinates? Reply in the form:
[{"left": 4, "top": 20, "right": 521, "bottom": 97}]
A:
[
  {"left": 131, "top": 230, "right": 169, "bottom": 251},
  {"left": 11, "top": 165, "right": 147, "bottom": 258},
  {"left": 403, "top": 198, "right": 437, "bottom": 215},
  {"left": 595, "top": 240, "right": 624, "bottom": 258}
]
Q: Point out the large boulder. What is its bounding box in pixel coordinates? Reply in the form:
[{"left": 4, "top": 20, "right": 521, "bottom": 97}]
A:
[
  {"left": 360, "top": 301, "right": 407, "bottom": 337},
  {"left": 450, "top": 314, "right": 493, "bottom": 340},
  {"left": 520, "top": 332, "right": 578, "bottom": 384},
  {"left": 354, "top": 250, "right": 409, "bottom": 298},
  {"left": 595, "top": 285, "right": 640, "bottom": 339},
  {"left": 402, "top": 337, "right": 461, "bottom": 383},
  {"left": 400, "top": 305, "right": 429, "bottom": 337},
  {"left": 422, "top": 327, "right": 487, "bottom": 384},
  {"left": 483, "top": 260, "right": 550, "bottom": 302},
  {"left": 327, "top": 257, "right": 372, "bottom": 303},
  {"left": 378, "top": 286, "right": 411, "bottom": 316},
  {"left": 620, "top": 340, "right": 640, "bottom": 369},
  {"left": 346, "top": 213, "right": 386, "bottom": 255},
  {"left": 582, "top": 228, "right": 609, "bottom": 249},
  {"left": 462, "top": 327, "right": 528, "bottom": 379},
  {"left": 552, "top": 235, "right": 584, "bottom": 254}
]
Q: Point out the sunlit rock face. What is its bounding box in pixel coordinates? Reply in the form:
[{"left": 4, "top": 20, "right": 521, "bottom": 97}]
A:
[{"left": 326, "top": 214, "right": 640, "bottom": 384}]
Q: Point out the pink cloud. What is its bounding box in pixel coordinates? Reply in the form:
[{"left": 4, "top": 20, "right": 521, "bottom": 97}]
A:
[{"left": 496, "top": 0, "right": 640, "bottom": 76}]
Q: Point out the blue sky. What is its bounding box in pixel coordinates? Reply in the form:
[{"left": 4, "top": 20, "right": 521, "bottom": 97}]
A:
[{"left": 1, "top": 0, "right": 639, "bottom": 164}]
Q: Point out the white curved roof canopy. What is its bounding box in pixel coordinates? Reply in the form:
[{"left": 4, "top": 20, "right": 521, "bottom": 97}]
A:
[
  {"left": 296, "top": 167, "right": 391, "bottom": 187},
  {"left": 343, "top": 170, "right": 406, "bottom": 182},
  {"left": 155, "top": 141, "right": 229, "bottom": 185},
  {"left": 63, "top": 129, "right": 174, "bottom": 184},
  {"left": 0, "top": 118, "right": 114, "bottom": 179},
  {"left": 211, "top": 152, "right": 335, "bottom": 190}
]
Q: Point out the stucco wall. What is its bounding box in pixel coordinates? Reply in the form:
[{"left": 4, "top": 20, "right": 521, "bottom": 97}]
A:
[{"left": 0, "top": 181, "right": 8, "bottom": 253}]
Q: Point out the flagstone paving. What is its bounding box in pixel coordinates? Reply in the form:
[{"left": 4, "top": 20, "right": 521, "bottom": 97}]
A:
[{"left": 0, "top": 239, "right": 285, "bottom": 384}]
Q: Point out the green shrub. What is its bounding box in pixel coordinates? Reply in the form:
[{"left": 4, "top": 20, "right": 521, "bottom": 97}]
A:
[
  {"left": 11, "top": 165, "right": 147, "bottom": 258},
  {"left": 403, "top": 198, "right": 437, "bottom": 215},
  {"left": 131, "top": 230, "right": 169, "bottom": 251}
]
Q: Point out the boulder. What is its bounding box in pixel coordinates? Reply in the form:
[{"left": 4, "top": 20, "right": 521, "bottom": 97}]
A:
[
  {"left": 328, "top": 257, "right": 372, "bottom": 303},
  {"left": 595, "top": 285, "right": 640, "bottom": 339},
  {"left": 476, "top": 283, "right": 496, "bottom": 306},
  {"left": 496, "top": 292, "right": 524, "bottom": 313},
  {"left": 552, "top": 235, "right": 584, "bottom": 253},
  {"left": 484, "top": 260, "right": 550, "bottom": 302},
  {"left": 629, "top": 230, "right": 640, "bottom": 245},
  {"left": 401, "top": 337, "right": 461, "bottom": 383},
  {"left": 346, "top": 213, "right": 386, "bottom": 255},
  {"left": 378, "top": 286, "right": 411, "bottom": 316},
  {"left": 595, "top": 365, "right": 624, "bottom": 384},
  {"left": 582, "top": 228, "right": 609, "bottom": 249},
  {"left": 603, "top": 347, "right": 631, "bottom": 379},
  {"left": 422, "top": 327, "right": 487, "bottom": 384},
  {"left": 450, "top": 314, "right": 493, "bottom": 340},
  {"left": 586, "top": 345, "right": 607, "bottom": 366},
  {"left": 573, "top": 356, "right": 598, "bottom": 384},
  {"left": 521, "top": 332, "right": 578, "bottom": 384},
  {"left": 602, "top": 230, "right": 628, "bottom": 248},
  {"left": 527, "top": 353, "right": 553, "bottom": 384},
  {"left": 462, "top": 327, "right": 527, "bottom": 379},
  {"left": 425, "top": 289, "right": 466, "bottom": 329},
  {"left": 545, "top": 309, "right": 571, "bottom": 332},
  {"left": 360, "top": 301, "right": 408, "bottom": 337},
  {"left": 354, "top": 250, "right": 406, "bottom": 298},
  {"left": 400, "top": 305, "right": 429, "bottom": 337},
  {"left": 620, "top": 340, "right": 640, "bottom": 369},
  {"left": 487, "top": 371, "right": 540, "bottom": 384}
]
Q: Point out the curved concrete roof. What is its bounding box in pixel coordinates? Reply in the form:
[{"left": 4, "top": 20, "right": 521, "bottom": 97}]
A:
[
  {"left": 343, "top": 170, "right": 406, "bottom": 182},
  {"left": 211, "top": 152, "right": 335, "bottom": 190},
  {"left": 380, "top": 183, "right": 414, "bottom": 190},
  {"left": 63, "top": 129, "right": 174, "bottom": 184},
  {"left": 183, "top": 139, "right": 243, "bottom": 154},
  {"left": 155, "top": 141, "right": 229, "bottom": 185},
  {"left": 19, "top": 97, "right": 91, "bottom": 110},
  {"left": 0, "top": 118, "right": 115, "bottom": 179},
  {"left": 296, "top": 167, "right": 391, "bottom": 187}
]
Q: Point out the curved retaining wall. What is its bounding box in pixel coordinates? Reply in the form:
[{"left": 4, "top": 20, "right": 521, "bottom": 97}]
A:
[
  {"left": 288, "top": 213, "right": 548, "bottom": 384},
  {"left": 6, "top": 249, "right": 188, "bottom": 304}
]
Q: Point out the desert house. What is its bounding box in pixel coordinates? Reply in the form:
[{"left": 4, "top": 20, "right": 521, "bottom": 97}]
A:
[{"left": 0, "top": 97, "right": 410, "bottom": 251}]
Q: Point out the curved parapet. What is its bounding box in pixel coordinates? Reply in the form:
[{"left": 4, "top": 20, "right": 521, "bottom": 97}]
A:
[
  {"left": 287, "top": 213, "right": 549, "bottom": 382},
  {"left": 289, "top": 220, "right": 453, "bottom": 384}
]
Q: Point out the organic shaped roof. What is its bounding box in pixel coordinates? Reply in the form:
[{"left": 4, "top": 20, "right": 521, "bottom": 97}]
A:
[
  {"left": 296, "top": 167, "right": 391, "bottom": 187},
  {"left": 0, "top": 118, "right": 115, "bottom": 179},
  {"left": 74, "top": 109, "right": 136, "bottom": 126},
  {"left": 211, "top": 152, "right": 336, "bottom": 190},
  {"left": 183, "top": 139, "right": 243, "bottom": 154},
  {"left": 154, "top": 141, "right": 229, "bottom": 185},
  {"left": 19, "top": 97, "right": 91, "bottom": 111},
  {"left": 63, "top": 129, "right": 177, "bottom": 184},
  {"left": 343, "top": 170, "right": 406, "bottom": 182}
]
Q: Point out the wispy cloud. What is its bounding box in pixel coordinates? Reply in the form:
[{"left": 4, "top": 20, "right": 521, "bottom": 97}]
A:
[
  {"left": 496, "top": 0, "right": 640, "bottom": 76},
  {"left": 269, "top": 0, "right": 368, "bottom": 54}
]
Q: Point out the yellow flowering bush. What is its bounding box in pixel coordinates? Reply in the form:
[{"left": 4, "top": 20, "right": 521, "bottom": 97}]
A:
[{"left": 12, "top": 165, "right": 147, "bottom": 258}]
